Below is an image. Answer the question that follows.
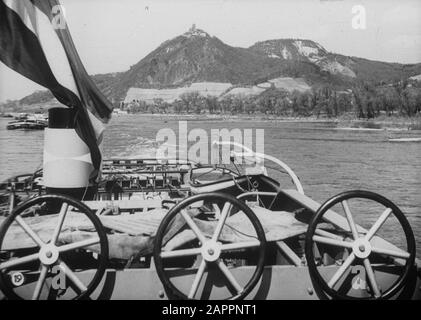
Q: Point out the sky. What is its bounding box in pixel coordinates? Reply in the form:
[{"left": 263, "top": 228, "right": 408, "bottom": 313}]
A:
[{"left": 1, "top": 0, "right": 421, "bottom": 102}]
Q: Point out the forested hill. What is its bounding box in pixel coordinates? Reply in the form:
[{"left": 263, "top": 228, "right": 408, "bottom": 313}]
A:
[{"left": 2, "top": 26, "right": 421, "bottom": 109}]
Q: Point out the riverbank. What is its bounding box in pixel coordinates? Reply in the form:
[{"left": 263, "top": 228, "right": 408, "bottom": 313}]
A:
[
  {"left": 114, "top": 113, "right": 421, "bottom": 130},
  {"left": 2, "top": 103, "right": 420, "bottom": 130}
]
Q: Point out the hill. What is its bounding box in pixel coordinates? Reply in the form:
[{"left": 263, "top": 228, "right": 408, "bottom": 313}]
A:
[{"left": 2, "top": 25, "right": 421, "bottom": 109}]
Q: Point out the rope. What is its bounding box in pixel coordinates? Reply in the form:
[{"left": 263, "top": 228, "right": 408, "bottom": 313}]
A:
[{"left": 224, "top": 223, "right": 259, "bottom": 240}]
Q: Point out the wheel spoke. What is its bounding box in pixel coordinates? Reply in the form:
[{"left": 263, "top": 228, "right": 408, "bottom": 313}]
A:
[
  {"left": 365, "top": 208, "right": 392, "bottom": 240},
  {"left": 0, "top": 252, "right": 39, "bottom": 270},
  {"left": 212, "top": 204, "right": 221, "bottom": 219},
  {"left": 341, "top": 200, "right": 359, "bottom": 240},
  {"left": 220, "top": 240, "right": 260, "bottom": 251},
  {"left": 315, "top": 228, "right": 346, "bottom": 241},
  {"left": 371, "top": 246, "right": 410, "bottom": 259},
  {"left": 328, "top": 253, "right": 355, "bottom": 288},
  {"left": 15, "top": 216, "right": 44, "bottom": 247},
  {"left": 58, "top": 237, "right": 100, "bottom": 253},
  {"left": 58, "top": 260, "right": 87, "bottom": 292},
  {"left": 188, "top": 259, "right": 207, "bottom": 299},
  {"left": 160, "top": 247, "right": 201, "bottom": 259},
  {"left": 180, "top": 209, "right": 206, "bottom": 243},
  {"left": 51, "top": 203, "right": 69, "bottom": 245},
  {"left": 217, "top": 260, "right": 243, "bottom": 294},
  {"left": 211, "top": 202, "right": 231, "bottom": 242},
  {"left": 32, "top": 265, "right": 48, "bottom": 300},
  {"left": 313, "top": 235, "right": 353, "bottom": 249},
  {"left": 363, "top": 258, "right": 381, "bottom": 298}
]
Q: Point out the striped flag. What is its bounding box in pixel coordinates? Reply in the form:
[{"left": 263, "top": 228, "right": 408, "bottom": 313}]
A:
[{"left": 0, "top": 0, "right": 113, "bottom": 180}]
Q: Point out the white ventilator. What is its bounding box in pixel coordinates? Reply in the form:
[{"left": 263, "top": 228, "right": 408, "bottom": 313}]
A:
[{"left": 43, "top": 128, "right": 94, "bottom": 189}]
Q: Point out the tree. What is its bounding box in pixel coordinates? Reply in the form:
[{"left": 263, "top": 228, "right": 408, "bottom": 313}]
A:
[
  {"left": 173, "top": 99, "right": 183, "bottom": 113},
  {"left": 244, "top": 97, "right": 256, "bottom": 114},
  {"left": 204, "top": 96, "right": 218, "bottom": 114},
  {"left": 153, "top": 98, "right": 167, "bottom": 114}
]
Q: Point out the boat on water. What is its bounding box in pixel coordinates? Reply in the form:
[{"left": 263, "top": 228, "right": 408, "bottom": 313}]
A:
[
  {"left": 6, "top": 119, "right": 48, "bottom": 130},
  {"left": 0, "top": 138, "right": 419, "bottom": 300},
  {"left": 6, "top": 113, "right": 48, "bottom": 130},
  {"left": 112, "top": 108, "right": 129, "bottom": 116}
]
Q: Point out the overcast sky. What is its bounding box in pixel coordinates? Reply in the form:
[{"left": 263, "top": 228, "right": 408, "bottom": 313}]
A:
[{"left": 1, "top": 0, "right": 420, "bottom": 102}]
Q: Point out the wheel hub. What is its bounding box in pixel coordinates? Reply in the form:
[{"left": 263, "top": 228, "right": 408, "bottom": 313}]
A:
[
  {"left": 38, "top": 244, "right": 59, "bottom": 265},
  {"left": 201, "top": 241, "right": 221, "bottom": 262},
  {"left": 352, "top": 238, "right": 372, "bottom": 259}
]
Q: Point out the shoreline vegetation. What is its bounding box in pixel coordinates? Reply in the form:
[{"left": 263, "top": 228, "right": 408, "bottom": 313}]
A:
[
  {"left": 111, "top": 113, "right": 421, "bottom": 131},
  {"left": 1, "top": 80, "right": 421, "bottom": 131},
  {"left": 117, "top": 80, "right": 421, "bottom": 130},
  {"left": 2, "top": 108, "right": 421, "bottom": 131}
]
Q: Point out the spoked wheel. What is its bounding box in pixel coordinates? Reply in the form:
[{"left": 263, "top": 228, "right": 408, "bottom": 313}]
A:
[
  {"left": 153, "top": 192, "right": 266, "bottom": 300},
  {"left": 0, "top": 194, "right": 108, "bottom": 300},
  {"left": 305, "top": 190, "right": 416, "bottom": 300}
]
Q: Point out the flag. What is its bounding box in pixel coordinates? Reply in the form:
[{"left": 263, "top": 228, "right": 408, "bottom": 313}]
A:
[{"left": 0, "top": 0, "right": 113, "bottom": 181}]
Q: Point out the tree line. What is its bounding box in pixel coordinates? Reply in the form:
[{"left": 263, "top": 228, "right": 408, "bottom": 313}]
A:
[{"left": 125, "top": 80, "right": 421, "bottom": 119}]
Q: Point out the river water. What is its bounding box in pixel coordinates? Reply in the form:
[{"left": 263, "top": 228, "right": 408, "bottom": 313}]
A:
[{"left": 1, "top": 115, "right": 420, "bottom": 256}]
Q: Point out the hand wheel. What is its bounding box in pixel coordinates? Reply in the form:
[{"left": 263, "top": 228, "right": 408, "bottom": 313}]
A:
[
  {"left": 153, "top": 192, "right": 266, "bottom": 300},
  {"left": 305, "top": 190, "right": 416, "bottom": 300},
  {"left": 0, "top": 194, "right": 108, "bottom": 300}
]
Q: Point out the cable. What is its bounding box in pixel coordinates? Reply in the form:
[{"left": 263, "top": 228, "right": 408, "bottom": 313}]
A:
[{"left": 223, "top": 223, "right": 259, "bottom": 240}]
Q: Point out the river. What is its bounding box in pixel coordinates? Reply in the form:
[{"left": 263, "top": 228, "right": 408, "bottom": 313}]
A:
[{"left": 1, "top": 115, "right": 420, "bottom": 257}]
